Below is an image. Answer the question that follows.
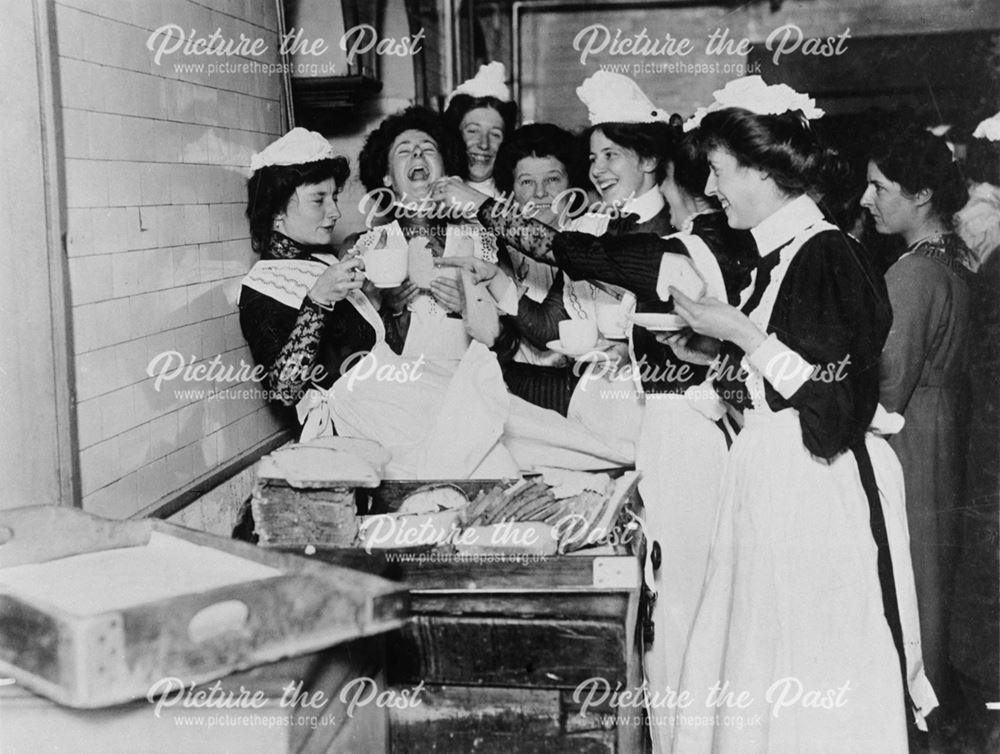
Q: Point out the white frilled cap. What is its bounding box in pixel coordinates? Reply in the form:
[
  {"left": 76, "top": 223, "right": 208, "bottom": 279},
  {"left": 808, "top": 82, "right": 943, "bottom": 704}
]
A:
[
  {"left": 577, "top": 71, "right": 669, "bottom": 125},
  {"left": 683, "top": 75, "right": 824, "bottom": 132},
  {"left": 445, "top": 62, "right": 511, "bottom": 107},
  {"left": 250, "top": 127, "right": 334, "bottom": 173},
  {"left": 973, "top": 111, "right": 1000, "bottom": 142}
]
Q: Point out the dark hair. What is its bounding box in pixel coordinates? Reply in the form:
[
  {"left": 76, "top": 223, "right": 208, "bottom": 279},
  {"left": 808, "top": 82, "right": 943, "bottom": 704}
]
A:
[
  {"left": 246, "top": 157, "right": 349, "bottom": 254},
  {"left": 696, "top": 107, "right": 838, "bottom": 198},
  {"left": 668, "top": 129, "right": 712, "bottom": 200},
  {"left": 868, "top": 127, "right": 969, "bottom": 225},
  {"left": 493, "top": 123, "right": 586, "bottom": 194},
  {"left": 444, "top": 94, "right": 519, "bottom": 140},
  {"left": 586, "top": 121, "right": 675, "bottom": 183},
  {"left": 358, "top": 106, "right": 467, "bottom": 195}
]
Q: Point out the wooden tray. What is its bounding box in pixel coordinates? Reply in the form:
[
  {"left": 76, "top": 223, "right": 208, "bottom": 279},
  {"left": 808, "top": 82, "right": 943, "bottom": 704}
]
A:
[{"left": 0, "top": 506, "right": 409, "bottom": 709}]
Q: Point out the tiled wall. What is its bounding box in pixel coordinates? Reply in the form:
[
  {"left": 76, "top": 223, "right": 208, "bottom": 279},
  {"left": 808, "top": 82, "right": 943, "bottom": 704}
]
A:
[{"left": 57, "top": 0, "right": 286, "bottom": 517}]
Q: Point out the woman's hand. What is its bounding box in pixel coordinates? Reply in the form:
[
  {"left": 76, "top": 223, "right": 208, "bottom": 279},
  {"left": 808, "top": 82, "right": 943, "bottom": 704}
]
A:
[
  {"left": 430, "top": 277, "right": 464, "bottom": 313},
  {"left": 308, "top": 256, "right": 366, "bottom": 307},
  {"left": 380, "top": 281, "right": 421, "bottom": 314},
  {"left": 434, "top": 256, "right": 499, "bottom": 284},
  {"left": 655, "top": 330, "right": 722, "bottom": 365},
  {"left": 669, "top": 288, "right": 766, "bottom": 354},
  {"left": 430, "top": 177, "right": 489, "bottom": 218}
]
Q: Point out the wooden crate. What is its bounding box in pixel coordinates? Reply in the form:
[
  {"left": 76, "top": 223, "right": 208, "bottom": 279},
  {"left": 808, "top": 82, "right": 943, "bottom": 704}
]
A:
[{"left": 0, "top": 506, "right": 409, "bottom": 709}]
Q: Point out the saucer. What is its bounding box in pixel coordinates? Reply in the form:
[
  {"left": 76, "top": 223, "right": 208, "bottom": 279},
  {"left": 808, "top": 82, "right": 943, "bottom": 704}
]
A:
[
  {"left": 629, "top": 313, "right": 687, "bottom": 332},
  {"left": 546, "top": 338, "right": 618, "bottom": 361}
]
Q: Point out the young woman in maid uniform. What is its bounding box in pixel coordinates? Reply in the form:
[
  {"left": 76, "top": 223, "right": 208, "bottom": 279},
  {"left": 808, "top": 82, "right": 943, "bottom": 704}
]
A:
[
  {"left": 440, "top": 72, "right": 677, "bottom": 459},
  {"left": 430, "top": 75, "right": 755, "bottom": 754},
  {"left": 665, "top": 77, "right": 936, "bottom": 753},
  {"left": 238, "top": 128, "right": 383, "bottom": 430},
  {"left": 491, "top": 122, "right": 587, "bottom": 415},
  {"left": 356, "top": 105, "right": 519, "bottom": 362},
  {"left": 443, "top": 62, "right": 518, "bottom": 199}
]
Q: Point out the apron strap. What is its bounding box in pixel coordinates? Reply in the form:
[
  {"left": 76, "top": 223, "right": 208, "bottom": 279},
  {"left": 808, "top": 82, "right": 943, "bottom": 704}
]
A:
[{"left": 851, "top": 440, "right": 918, "bottom": 737}]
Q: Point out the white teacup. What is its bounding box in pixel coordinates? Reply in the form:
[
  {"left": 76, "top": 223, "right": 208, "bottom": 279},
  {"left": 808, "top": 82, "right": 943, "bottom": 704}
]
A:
[
  {"left": 558, "top": 319, "right": 599, "bottom": 352},
  {"left": 363, "top": 245, "right": 408, "bottom": 288}
]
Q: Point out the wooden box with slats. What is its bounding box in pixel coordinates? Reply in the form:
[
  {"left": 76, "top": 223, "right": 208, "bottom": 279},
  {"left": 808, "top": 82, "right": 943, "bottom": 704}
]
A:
[{"left": 0, "top": 506, "right": 409, "bottom": 709}]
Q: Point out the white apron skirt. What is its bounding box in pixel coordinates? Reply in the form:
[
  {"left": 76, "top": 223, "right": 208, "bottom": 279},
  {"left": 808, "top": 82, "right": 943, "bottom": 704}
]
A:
[
  {"left": 637, "top": 393, "right": 728, "bottom": 754},
  {"left": 671, "top": 408, "right": 912, "bottom": 754}
]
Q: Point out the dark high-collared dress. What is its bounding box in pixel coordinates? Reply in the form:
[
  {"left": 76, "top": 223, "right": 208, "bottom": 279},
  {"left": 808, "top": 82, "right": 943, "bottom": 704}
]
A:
[{"left": 669, "top": 195, "right": 930, "bottom": 753}]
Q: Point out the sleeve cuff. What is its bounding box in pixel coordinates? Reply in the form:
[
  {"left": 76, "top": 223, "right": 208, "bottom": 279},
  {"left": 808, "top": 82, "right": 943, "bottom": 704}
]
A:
[
  {"left": 305, "top": 294, "right": 335, "bottom": 312},
  {"left": 486, "top": 272, "right": 520, "bottom": 315},
  {"left": 747, "top": 334, "right": 815, "bottom": 400}
]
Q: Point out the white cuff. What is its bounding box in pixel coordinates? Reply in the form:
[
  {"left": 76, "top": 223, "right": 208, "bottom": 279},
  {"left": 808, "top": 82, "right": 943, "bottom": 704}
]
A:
[
  {"left": 747, "top": 334, "right": 815, "bottom": 400},
  {"left": 655, "top": 253, "right": 707, "bottom": 302},
  {"left": 869, "top": 403, "right": 905, "bottom": 436},
  {"left": 487, "top": 272, "right": 520, "bottom": 315}
]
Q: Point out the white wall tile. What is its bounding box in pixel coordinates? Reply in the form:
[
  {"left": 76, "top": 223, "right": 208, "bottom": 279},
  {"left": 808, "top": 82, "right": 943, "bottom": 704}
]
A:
[
  {"left": 79, "top": 436, "right": 122, "bottom": 496},
  {"left": 61, "top": 0, "right": 284, "bottom": 517},
  {"left": 75, "top": 397, "right": 104, "bottom": 450},
  {"left": 65, "top": 159, "right": 109, "bottom": 208},
  {"left": 97, "top": 384, "right": 136, "bottom": 438}
]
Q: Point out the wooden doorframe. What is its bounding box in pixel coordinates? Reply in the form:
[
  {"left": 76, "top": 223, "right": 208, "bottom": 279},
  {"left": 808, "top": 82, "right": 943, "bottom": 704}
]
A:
[{"left": 0, "top": 0, "right": 79, "bottom": 508}]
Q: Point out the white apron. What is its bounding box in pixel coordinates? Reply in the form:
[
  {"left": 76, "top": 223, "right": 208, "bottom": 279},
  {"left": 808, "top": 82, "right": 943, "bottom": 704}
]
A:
[
  {"left": 629, "top": 231, "right": 731, "bottom": 754},
  {"left": 671, "top": 217, "right": 934, "bottom": 753}
]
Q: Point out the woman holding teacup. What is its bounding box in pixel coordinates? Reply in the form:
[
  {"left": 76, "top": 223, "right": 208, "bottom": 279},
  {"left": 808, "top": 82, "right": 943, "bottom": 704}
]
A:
[
  {"left": 489, "top": 122, "right": 589, "bottom": 414},
  {"left": 440, "top": 72, "right": 678, "bottom": 459},
  {"left": 355, "top": 105, "right": 518, "bottom": 361},
  {"left": 238, "top": 128, "right": 383, "bottom": 430},
  {"left": 432, "top": 110, "right": 752, "bottom": 754},
  {"left": 664, "top": 79, "right": 934, "bottom": 752}
]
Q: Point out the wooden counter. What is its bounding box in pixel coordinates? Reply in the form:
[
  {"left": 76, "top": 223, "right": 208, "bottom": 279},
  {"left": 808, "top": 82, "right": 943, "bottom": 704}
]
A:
[
  {"left": 389, "top": 550, "right": 646, "bottom": 753},
  {"left": 299, "top": 543, "right": 647, "bottom": 753}
]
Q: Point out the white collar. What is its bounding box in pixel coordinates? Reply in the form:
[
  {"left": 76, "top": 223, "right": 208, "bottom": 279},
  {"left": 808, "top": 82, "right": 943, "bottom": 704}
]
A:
[
  {"left": 750, "top": 194, "right": 824, "bottom": 256},
  {"left": 680, "top": 207, "right": 717, "bottom": 234},
  {"left": 623, "top": 186, "right": 665, "bottom": 223},
  {"left": 468, "top": 178, "right": 500, "bottom": 198}
]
